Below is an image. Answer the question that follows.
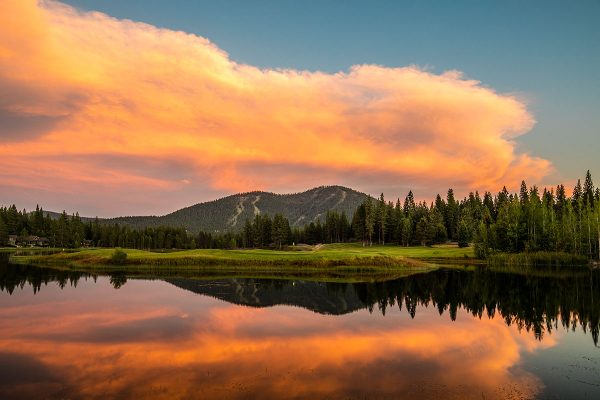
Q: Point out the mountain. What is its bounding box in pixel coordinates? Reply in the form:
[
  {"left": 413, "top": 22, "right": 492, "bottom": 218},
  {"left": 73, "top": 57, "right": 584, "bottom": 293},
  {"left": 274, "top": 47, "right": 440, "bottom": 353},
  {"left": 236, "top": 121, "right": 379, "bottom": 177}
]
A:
[
  {"left": 104, "top": 185, "right": 368, "bottom": 233},
  {"left": 31, "top": 210, "right": 94, "bottom": 222}
]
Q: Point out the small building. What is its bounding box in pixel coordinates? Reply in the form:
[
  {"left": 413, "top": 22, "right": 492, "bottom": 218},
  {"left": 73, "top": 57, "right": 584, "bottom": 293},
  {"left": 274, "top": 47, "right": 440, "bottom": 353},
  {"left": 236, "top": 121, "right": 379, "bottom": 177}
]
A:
[
  {"left": 24, "top": 236, "right": 50, "bottom": 247},
  {"left": 8, "top": 235, "right": 17, "bottom": 246},
  {"left": 82, "top": 239, "right": 94, "bottom": 248}
]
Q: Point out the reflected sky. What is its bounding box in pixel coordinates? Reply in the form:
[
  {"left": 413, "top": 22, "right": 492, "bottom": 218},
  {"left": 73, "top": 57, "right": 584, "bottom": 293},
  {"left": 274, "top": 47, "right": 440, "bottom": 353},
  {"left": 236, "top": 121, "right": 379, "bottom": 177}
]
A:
[{"left": 0, "top": 272, "right": 599, "bottom": 399}]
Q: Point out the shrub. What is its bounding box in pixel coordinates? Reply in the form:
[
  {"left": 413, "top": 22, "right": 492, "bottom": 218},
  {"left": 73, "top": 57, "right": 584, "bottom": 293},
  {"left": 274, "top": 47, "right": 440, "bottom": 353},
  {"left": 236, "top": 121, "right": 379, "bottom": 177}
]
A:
[{"left": 110, "top": 249, "right": 128, "bottom": 265}]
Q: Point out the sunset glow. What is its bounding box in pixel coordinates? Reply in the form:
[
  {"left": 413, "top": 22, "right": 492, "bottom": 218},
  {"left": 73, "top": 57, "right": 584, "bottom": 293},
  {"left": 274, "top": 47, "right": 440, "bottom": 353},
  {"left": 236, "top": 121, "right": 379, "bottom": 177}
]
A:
[
  {"left": 0, "top": 0, "right": 554, "bottom": 215},
  {"left": 1, "top": 4, "right": 599, "bottom": 398},
  {"left": 0, "top": 278, "right": 555, "bottom": 399}
]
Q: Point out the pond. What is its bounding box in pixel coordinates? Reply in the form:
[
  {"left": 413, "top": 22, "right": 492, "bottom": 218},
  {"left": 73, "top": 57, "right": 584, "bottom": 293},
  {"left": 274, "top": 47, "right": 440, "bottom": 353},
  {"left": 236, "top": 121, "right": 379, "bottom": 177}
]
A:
[{"left": 0, "top": 258, "right": 599, "bottom": 399}]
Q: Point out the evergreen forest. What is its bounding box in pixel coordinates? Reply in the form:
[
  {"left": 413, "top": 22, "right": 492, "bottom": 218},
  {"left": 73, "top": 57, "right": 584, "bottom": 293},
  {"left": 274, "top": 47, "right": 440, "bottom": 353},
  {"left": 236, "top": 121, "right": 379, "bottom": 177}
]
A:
[{"left": 1, "top": 171, "right": 599, "bottom": 260}]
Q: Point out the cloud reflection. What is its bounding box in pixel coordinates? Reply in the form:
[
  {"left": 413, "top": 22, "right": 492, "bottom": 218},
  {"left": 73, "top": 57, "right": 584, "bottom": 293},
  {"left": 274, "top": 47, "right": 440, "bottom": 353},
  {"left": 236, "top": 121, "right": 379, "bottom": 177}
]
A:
[{"left": 0, "top": 277, "right": 557, "bottom": 399}]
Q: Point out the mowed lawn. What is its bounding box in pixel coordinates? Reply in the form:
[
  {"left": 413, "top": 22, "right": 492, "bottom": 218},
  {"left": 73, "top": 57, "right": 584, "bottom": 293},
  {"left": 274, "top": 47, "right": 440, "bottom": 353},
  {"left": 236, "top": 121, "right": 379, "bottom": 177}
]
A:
[{"left": 13, "top": 243, "right": 475, "bottom": 267}]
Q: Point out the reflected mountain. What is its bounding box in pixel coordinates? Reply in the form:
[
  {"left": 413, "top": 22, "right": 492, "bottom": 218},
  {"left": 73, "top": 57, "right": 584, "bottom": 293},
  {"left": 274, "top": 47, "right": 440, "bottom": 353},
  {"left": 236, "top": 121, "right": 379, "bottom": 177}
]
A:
[
  {"left": 166, "top": 278, "right": 365, "bottom": 315},
  {"left": 1, "top": 259, "right": 599, "bottom": 344},
  {"left": 166, "top": 269, "right": 600, "bottom": 345}
]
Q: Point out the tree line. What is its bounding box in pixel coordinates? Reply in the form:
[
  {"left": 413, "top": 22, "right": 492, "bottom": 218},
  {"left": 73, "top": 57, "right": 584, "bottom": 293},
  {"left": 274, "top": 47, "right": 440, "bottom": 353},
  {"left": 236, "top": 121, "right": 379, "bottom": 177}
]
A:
[
  {"left": 0, "top": 205, "right": 354, "bottom": 250},
  {"left": 0, "top": 206, "right": 197, "bottom": 249},
  {"left": 1, "top": 171, "right": 599, "bottom": 259},
  {"left": 350, "top": 171, "right": 600, "bottom": 260}
]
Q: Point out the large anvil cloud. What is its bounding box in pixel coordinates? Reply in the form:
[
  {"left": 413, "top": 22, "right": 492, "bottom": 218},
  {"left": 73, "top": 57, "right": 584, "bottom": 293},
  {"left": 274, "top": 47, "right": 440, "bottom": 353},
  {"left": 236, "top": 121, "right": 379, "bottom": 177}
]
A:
[{"left": 0, "top": 0, "right": 552, "bottom": 215}]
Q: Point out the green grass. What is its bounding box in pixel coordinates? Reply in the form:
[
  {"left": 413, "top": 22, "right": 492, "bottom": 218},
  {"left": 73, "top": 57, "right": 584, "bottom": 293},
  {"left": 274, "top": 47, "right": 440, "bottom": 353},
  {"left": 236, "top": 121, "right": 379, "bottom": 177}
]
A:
[
  {"left": 488, "top": 251, "right": 590, "bottom": 268},
  {"left": 8, "top": 244, "right": 594, "bottom": 281},
  {"left": 8, "top": 243, "right": 478, "bottom": 282},
  {"left": 9, "top": 243, "right": 476, "bottom": 269},
  {"left": 0, "top": 247, "right": 69, "bottom": 253}
]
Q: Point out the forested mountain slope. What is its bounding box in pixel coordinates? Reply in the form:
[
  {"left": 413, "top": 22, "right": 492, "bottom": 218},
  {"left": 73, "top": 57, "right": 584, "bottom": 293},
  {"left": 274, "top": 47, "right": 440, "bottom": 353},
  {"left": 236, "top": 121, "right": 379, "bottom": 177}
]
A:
[{"left": 104, "top": 185, "right": 368, "bottom": 233}]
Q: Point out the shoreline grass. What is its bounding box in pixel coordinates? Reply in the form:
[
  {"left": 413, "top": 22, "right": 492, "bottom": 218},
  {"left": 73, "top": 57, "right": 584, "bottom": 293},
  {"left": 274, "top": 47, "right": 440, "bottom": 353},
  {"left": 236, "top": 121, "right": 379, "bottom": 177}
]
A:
[
  {"left": 487, "top": 251, "right": 590, "bottom": 268},
  {"left": 8, "top": 244, "right": 596, "bottom": 271},
  {"left": 7, "top": 243, "right": 471, "bottom": 282},
  {"left": 6, "top": 244, "right": 595, "bottom": 281},
  {"left": 7, "top": 243, "right": 478, "bottom": 272}
]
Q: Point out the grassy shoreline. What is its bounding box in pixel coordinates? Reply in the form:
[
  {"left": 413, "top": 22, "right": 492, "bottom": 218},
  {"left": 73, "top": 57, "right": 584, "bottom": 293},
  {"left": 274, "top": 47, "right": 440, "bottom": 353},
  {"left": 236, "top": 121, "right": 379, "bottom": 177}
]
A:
[
  {"left": 7, "top": 244, "right": 596, "bottom": 269},
  {"left": 5, "top": 244, "right": 596, "bottom": 282},
  {"left": 5, "top": 244, "right": 477, "bottom": 282},
  {"left": 7, "top": 243, "right": 478, "bottom": 271},
  {"left": 487, "top": 251, "right": 590, "bottom": 268}
]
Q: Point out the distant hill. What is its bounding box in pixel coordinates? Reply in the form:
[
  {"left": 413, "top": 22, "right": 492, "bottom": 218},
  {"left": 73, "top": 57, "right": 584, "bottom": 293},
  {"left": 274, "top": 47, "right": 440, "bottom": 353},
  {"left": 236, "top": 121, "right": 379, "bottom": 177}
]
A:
[
  {"left": 97, "top": 185, "right": 368, "bottom": 233},
  {"left": 32, "top": 210, "right": 94, "bottom": 222}
]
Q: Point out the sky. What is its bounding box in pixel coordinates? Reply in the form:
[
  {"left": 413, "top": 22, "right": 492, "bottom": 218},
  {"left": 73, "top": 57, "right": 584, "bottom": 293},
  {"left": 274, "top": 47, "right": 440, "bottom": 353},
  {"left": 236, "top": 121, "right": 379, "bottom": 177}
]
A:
[{"left": 1, "top": 0, "right": 598, "bottom": 217}]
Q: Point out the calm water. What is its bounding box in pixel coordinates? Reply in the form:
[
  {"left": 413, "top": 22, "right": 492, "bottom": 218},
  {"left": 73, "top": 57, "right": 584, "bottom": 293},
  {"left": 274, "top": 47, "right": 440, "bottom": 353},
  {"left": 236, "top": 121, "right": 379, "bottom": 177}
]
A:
[{"left": 0, "top": 259, "right": 599, "bottom": 399}]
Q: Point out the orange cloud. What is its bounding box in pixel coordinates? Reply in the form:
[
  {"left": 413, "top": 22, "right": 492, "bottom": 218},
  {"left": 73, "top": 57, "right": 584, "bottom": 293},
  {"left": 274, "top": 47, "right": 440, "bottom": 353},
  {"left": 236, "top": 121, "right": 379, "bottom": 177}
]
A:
[{"left": 0, "top": 0, "right": 552, "bottom": 215}]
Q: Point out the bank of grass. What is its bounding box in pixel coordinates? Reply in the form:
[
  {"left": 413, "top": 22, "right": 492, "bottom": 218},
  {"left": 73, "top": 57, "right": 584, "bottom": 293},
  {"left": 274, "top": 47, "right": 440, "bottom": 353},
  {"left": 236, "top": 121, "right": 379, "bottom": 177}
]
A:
[
  {"left": 0, "top": 247, "right": 69, "bottom": 254},
  {"left": 488, "top": 251, "right": 589, "bottom": 268},
  {"left": 9, "top": 243, "right": 477, "bottom": 271}
]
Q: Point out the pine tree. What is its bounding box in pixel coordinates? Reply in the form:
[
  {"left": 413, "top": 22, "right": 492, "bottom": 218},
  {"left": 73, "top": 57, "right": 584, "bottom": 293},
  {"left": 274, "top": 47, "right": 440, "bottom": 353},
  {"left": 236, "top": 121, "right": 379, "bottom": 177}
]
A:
[
  {"left": 401, "top": 218, "right": 412, "bottom": 246},
  {"left": 376, "top": 193, "right": 386, "bottom": 245},
  {"left": 250, "top": 215, "right": 261, "bottom": 246},
  {"left": 457, "top": 219, "right": 469, "bottom": 248},
  {"left": 584, "top": 202, "right": 593, "bottom": 258},
  {"left": 473, "top": 221, "right": 490, "bottom": 259},
  {"left": 243, "top": 219, "right": 253, "bottom": 248},
  {"left": 403, "top": 191, "right": 415, "bottom": 215},
  {"left": 6, "top": 205, "right": 20, "bottom": 235},
  {"left": 446, "top": 189, "right": 459, "bottom": 240},
  {"left": 497, "top": 186, "right": 510, "bottom": 210},
  {"left": 483, "top": 192, "right": 495, "bottom": 219},
  {"left": 583, "top": 170, "right": 594, "bottom": 208},
  {"left": 429, "top": 208, "right": 447, "bottom": 244},
  {"left": 364, "top": 198, "right": 374, "bottom": 246},
  {"left": 271, "top": 214, "right": 290, "bottom": 249},
  {"left": 415, "top": 217, "right": 429, "bottom": 246},
  {"left": 261, "top": 215, "right": 273, "bottom": 246},
  {"left": 519, "top": 181, "right": 529, "bottom": 205},
  {"left": 572, "top": 179, "right": 582, "bottom": 211},
  {"left": 0, "top": 218, "right": 8, "bottom": 246},
  {"left": 555, "top": 184, "right": 567, "bottom": 219},
  {"left": 351, "top": 204, "right": 367, "bottom": 244},
  {"left": 494, "top": 203, "right": 511, "bottom": 251},
  {"left": 596, "top": 202, "right": 600, "bottom": 260},
  {"left": 55, "top": 211, "right": 70, "bottom": 248},
  {"left": 71, "top": 212, "right": 85, "bottom": 248},
  {"left": 394, "top": 199, "right": 404, "bottom": 244}
]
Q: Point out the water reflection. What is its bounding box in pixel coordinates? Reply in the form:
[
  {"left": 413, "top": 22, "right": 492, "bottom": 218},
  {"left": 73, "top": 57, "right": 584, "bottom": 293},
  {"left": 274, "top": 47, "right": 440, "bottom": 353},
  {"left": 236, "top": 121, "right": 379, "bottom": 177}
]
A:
[
  {"left": 0, "top": 261, "right": 599, "bottom": 399},
  {"left": 2, "top": 262, "right": 598, "bottom": 345}
]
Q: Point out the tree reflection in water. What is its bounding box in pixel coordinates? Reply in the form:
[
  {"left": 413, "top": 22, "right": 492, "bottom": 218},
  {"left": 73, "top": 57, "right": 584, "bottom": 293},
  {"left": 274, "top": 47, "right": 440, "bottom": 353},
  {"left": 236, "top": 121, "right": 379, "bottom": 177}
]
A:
[{"left": 1, "top": 259, "right": 598, "bottom": 345}]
